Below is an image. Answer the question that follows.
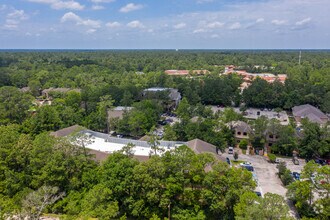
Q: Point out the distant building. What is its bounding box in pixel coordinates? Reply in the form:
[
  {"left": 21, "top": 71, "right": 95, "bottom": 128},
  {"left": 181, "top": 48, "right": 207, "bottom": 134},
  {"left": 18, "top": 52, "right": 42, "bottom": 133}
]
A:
[
  {"left": 19, "top": 87, "right": 31, "bottom": 93},
  {"left": 50, "top": 124, "right": 83, "bottom": 137},
  {"left": 226, "top": 121, "right": 253, "bottom": 145},
  {"left": 292, "top": 104, "right": 329, "bottom": 126},
  {"left": 186, "top": 139, "right": 225, "bottom": 164},
  {"left": 264, "top": 125, "right": 281, "bottom": 153},
  {"left": 51, "top": 126, "right": 184, "bottom": 161},
  {"left": 223, "top": 65, "right": 287, "bottom": 90},
  {"left": 142, "top": 87, "right": 181, "bottom": 109},
  {"left": 165, "top": 70, "right": 189, "bottom": 76},
  {"left": 107, "top": 106, "right": 134, "bottom": 131},
  {"left": 108, "top": 106, "right": 134, "bottom": 120},
  {"left": 165, "top": 69, "right": 210, "bottom": 76},
  {"left": 211, "top": 106, "right": 289, "bottom": 125}
]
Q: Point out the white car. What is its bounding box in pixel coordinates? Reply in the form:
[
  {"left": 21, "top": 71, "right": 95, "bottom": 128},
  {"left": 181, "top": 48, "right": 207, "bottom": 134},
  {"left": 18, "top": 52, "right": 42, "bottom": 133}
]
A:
[{"left": 228, "top": 147, "right": 234, "bottom": 154}]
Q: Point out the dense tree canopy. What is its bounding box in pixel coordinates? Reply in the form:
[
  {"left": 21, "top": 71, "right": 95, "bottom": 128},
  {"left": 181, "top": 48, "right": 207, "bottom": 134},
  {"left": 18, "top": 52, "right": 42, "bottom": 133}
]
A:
[{"left": 0, "top": 50, "right": 329, "bottom": 218}]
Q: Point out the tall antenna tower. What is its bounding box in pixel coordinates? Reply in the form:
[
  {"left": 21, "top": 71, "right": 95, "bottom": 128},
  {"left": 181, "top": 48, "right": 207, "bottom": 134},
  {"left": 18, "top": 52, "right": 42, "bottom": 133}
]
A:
[{"left": 298, "top": 50, "right": 302, "bottom": 65}]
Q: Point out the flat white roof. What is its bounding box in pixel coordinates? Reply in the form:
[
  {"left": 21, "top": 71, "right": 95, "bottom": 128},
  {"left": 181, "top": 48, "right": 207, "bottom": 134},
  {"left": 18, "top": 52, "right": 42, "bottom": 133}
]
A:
[
  {"left": 76, "top": 130, "right": 185, "bottom": 157},
  {"left": 85, "top": 136, "right": 172, "bottom": 156},
  {"left": 113, "top": 106, "right": 134, "bottom": 111},
  {"left": 144, "top": 87, "right": 170, "bottom": 92}
]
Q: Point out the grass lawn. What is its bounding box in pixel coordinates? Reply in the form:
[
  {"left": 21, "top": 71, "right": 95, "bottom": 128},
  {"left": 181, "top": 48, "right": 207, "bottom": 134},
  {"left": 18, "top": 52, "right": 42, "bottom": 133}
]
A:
[
  {"left": 231, "top": 160, "right": 246, "bottom": 165},
  {"left": 274, "top": 154, "right": 292, "bottom": 159}
]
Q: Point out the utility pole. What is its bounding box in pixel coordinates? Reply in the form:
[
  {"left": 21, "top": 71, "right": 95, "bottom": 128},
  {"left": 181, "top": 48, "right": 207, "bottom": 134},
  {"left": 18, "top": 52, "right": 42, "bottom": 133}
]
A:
[{"left": 298, "top": 50, "right": 302, "bottom": 65}]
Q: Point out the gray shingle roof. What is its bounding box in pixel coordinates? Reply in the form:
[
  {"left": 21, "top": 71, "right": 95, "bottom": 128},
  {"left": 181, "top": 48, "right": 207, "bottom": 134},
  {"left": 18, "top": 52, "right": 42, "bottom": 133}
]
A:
[
  {"left": 50, "top": 125, "right": 83, "bottom": 137},
  {"left": 227, "top": 121, "right": 252, "bottom": 133},
  {"left": 186, "top": 139, "right": 226, "bottom": 162},
  {"left": 186, "top": 139, "right": 217, "bottom": 154},
  {"left": 143, "top": 87, "right": 181, "bottom": 101},
  {"left": 292, "top": 104, "right": 328, "bottom": 124}
]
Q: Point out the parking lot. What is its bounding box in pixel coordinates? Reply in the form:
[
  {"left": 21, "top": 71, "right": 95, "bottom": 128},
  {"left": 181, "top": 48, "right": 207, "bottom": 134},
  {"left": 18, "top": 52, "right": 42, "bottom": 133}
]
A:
[
  {"left": 222, "top": 153, "right": 306, "bottom": 197},
  {"left": 280, "top": 157, "right": 306, "bottom": 173}
]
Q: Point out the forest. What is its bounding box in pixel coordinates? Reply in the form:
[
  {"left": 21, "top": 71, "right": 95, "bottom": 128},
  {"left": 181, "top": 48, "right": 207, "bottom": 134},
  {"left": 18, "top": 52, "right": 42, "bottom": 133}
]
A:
[{"left": 0, "top": 50, "right": 329, "bottom": 219}]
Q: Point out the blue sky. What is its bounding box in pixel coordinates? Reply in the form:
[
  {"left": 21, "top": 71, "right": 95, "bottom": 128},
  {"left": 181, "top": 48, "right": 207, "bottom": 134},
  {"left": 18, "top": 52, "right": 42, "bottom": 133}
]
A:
[{"left": 0, "top": 0, "right": 329, "bottom": 49}]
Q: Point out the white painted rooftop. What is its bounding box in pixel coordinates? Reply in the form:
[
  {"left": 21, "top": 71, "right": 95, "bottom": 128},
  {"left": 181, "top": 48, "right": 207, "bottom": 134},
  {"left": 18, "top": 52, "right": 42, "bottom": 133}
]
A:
[{"left": 76, "top": 130, "right": 185, "bottom": 157}]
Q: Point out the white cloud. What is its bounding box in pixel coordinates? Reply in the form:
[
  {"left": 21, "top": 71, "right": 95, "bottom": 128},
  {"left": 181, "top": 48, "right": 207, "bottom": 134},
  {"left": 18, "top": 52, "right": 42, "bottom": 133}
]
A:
[
  {"left": 7, "top": 9, "right": 29, "bottom": 20},
  {"left": 295, "top": 17, "right": 311, "bottom": 26},
  {"left": 119, "top": 3, "right": 143, "bottom": 13},
  {"left": 4, "top": 9, "right": 29, "bottom": 30},
  {"left": 28, "top": 0, "right": 85, "bottom": 10},
  {"left": 90, "top": 0, "right": 115, "bottom": 3},
  {"left": 229, "top": 22, "right": 241, "bottom": 30},
  {"left": 86, "top": 28, "right": 97, "bottom": 34},
  {"left": 91, "top": 5, "right": 105, "bottom": 10},
  {"left": 106, "top": 21, "right": 121, "bottom": 28},
  {"left": 193, "top": 28, "right": 207, "bottom": 33},
  {"left": 256, "top": 18, "right": 264, "bottom": 23},
  {"left": 174, "top": 22, "right": 186, "bottom": 29},
  {"left": 206, "top": 21, "right": 224, "bottom": 28},
  {"left": 0, "top": 4, "right": 7, "bottom": 11},
  {"left": 197, "top": 0, "right": 214, "bottom": 4},
  {"left": 127, "top": 20, "right": 144, "bottom": 28},
  {"left": 271, "top": 19, "right": 287, "bottom": 25},
  {"left": 79, "top": 19, "right": 101, "bottom": 28},
  {"left": 61, "top": 12, "right": 101, "bottom": 29},
  {"left": 211, "top": 34, "right": 219, "bottom": 38},
  {"left": 61, "top": 11, "right": 81, "bottom": 22}
]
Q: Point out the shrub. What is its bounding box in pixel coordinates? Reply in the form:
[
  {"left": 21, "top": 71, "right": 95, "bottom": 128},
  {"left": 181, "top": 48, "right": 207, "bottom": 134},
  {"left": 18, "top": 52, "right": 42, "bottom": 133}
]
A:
[
  {"left": 234, "top": 151, "right": 239, "bottom": 161},
  {"left": 277, "top": 161, "right": 287, "bottom": 176},
  {"left": 268, "top": 153, "right": 276, "bottom": 163},
  {"left": 281, "top": 169, "right": 294, "bottom": 186},
  {"left": 239, "top": 139, "right": 248, "bottom": 150}
]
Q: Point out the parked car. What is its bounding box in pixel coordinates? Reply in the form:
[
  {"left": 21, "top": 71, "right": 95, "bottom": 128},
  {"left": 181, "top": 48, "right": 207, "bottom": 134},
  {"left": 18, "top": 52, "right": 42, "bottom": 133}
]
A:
[
  {"left": 226, "top": 157, "right": 231, "bottom": 165},
  {"left": 255, "top": 191, "right": 262, "bottom": 197},
  {"left": 292, "top": 172, "right": 301, "bottom": 181},
  {"left": 314, "top": 159, "right": 328, "bottom": 166},
  {"left": 275, "top": 158, "right": 284, "bottom": 163},
  {"left": 242, "top": 165, "right": 254, "bottom": 172},
  {"left": 292, "top": 157, "right": 299, "bottom": 165},
  {"left": 240, "top": 162, "right": 254, "bottom": 171},
  {"left": 228, "top": 147, "right": 234, "bottom": 154}
]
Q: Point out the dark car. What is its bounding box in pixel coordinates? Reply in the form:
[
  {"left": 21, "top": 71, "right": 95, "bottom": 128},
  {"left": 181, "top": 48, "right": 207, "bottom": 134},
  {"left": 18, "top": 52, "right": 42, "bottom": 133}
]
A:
[
  {"left": 226, "top": 157, "right": 231, "bottom": 165},
  {"left": 158, "top": 120, "right": 169, "bottom": 125},
  {"left": 242, "top": 165, "right": 254, "bottom": 172},
  {"left": 315, "top": 159, "right": 327, "bottom": 166},
  {"left": 165, "top": 118, "right": 173, "bottom": 123},
  {"left": 255, "top": 191, "right": 262, "bottom": 197},
  {"left": 292, "top": 172, "right": 300, "bottom": 181}
]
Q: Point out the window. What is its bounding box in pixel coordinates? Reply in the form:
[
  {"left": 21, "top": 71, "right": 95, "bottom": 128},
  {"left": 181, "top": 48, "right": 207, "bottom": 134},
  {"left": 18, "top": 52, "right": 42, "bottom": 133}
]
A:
[
  {"left": 269, "top": 143, "right": 273, "bottom": 147},
  {"left": 243, "top": 132, "right": 247, "bottom": 136},
  {"left": 237, "top": 132, "right": 241, "bottom": 135},
  {"left": 269, "top": 134, "right": 273, "bottom": 139}
]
